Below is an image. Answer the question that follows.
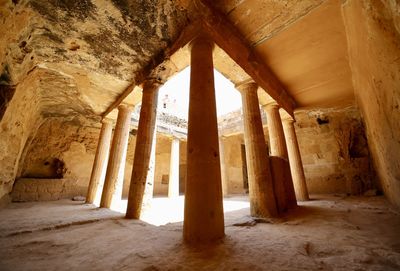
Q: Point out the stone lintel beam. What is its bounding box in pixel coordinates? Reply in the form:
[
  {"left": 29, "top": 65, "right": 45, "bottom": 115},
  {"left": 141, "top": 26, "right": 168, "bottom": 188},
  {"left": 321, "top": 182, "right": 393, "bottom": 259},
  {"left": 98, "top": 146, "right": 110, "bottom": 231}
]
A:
[{"left": 193, "top": 0, "right": 295, "bottom": 117}]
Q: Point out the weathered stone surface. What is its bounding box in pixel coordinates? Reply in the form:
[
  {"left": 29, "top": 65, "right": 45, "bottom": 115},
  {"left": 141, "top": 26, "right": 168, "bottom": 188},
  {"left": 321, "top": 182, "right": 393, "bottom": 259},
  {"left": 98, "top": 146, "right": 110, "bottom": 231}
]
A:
[
  {"left": 216, "top": 105, "right": 376, "bottom": 196},
  {"left": 295, "top": 106, "right": 376, "bottom": 195},
  {"left": 11, "top": 178, "right": 83, "bottom": 202},
  {"left": 0, "top": 0, "right": 187, "bottom": 201},
  {"left": 0, "top": 0, "right": 398, "bottom": 213},
  {"left": 212, "top": 0, "right": 324, "bottom": 44},
  {"left": 343, "top": 0, "right": 400, "bottom": 208},
  {"left": 269, "top": 156, "right": 297, "bottom": 213}
]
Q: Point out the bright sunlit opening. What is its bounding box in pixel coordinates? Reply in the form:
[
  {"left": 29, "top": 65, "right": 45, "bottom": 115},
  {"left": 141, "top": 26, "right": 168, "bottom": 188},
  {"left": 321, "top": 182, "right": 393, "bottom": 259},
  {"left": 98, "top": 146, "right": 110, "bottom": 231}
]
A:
[{"left": 158, "top": 66, "right": 242, "bottom": 119}]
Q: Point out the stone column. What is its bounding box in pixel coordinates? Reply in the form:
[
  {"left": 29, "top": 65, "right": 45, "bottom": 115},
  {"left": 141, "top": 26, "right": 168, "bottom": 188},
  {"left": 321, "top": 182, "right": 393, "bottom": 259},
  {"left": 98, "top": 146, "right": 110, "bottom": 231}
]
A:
[
  {"left": 126, "top": 80, "right": 160, "bottom": 219},
  {"left": 219, "top": 137, "right": 229, "bottom": 196},
  {"left": 184, "top": 34, "right": 224, "bottom": 243},
  {"left": 141, "top": 125, "right": 157, "bottom": 211},
  {"left": 283, "top": 118, "right": 309, "bottom": 201},
  {"left": 168, "top": 137, "right": 180, "bottom": 198},
  {"left": 100, "top": 105, "right": 132, "bottom": 208},
  {"left": 86, "top": 119, "right": 113, "bottom": 204},
  {"left": 237, "top": 81, "right": 278, "bottom": 217},
  {"left": 264, "top": 103, "right": 298, "bottom": 210},
  {"left": 263, "top": 102, "right": 288, "bottom": 159}
]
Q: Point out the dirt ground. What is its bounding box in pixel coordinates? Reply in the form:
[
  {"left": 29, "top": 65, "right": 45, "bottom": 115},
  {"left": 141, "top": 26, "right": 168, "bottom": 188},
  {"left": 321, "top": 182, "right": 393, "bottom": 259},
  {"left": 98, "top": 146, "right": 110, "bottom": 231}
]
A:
[{"left": 0, "top": 195, "right": 399, "bottom": 271}]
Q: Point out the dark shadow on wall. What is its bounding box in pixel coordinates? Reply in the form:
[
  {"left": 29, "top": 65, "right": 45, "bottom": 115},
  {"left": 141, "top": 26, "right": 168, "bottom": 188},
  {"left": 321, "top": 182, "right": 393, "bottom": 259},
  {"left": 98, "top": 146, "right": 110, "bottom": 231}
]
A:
[
  {"left": 22, "top": 158, "right": 66, "bottom": 179},
  {"left": 0, "top": 64, "right": 16, "bottom": 122}
]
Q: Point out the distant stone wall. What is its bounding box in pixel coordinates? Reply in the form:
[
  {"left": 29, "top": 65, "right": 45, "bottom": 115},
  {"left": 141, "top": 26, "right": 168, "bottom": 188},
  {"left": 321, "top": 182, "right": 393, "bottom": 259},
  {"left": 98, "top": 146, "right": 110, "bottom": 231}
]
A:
[
  {"left": 221, "top": 134, "right": 247, "bottom": 195},
  {"left": 123, "top": 134, "right": 187, "bottom": 198},
  {"left": 220, "top": 105, "right": 376, "bottom": 196}
]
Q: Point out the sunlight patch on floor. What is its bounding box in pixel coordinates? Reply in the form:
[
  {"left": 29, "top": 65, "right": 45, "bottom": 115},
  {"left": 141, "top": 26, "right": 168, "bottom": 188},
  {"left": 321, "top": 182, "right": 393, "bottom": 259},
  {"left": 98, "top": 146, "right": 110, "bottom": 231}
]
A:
[{"left": 105, "top": 196, "right": 249, "bottom": 226}]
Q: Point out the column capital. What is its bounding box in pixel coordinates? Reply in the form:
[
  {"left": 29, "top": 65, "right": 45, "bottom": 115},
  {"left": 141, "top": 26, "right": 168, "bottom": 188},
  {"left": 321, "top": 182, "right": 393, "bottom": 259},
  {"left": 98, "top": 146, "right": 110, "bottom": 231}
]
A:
[
  {"left": 235, "top": 80, "right": 258, "bottom": 93},
  {"left": 117, "top": 104, "right": 133, "bottom": 113},
  {"left": 142, "top": 79, "right": 163, "bottom": 91},
  {"left": 262, "top": 101, "right": 279, "bottom": 111},
  {"left": 189, "top": 33, "right": 214, "bottom": 51},
  {"left": 282, "top": 116, "right": 296, "bottom": 125},
  {"left": 101, "top": 118, "right": 113, "bottom": 125}
]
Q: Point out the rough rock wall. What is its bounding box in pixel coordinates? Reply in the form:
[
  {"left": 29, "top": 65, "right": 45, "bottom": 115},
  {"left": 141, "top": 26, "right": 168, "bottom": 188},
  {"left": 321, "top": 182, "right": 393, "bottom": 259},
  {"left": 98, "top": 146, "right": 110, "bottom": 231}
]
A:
[
  {"left": 0, "top": 72, "right": 42, "bottom": 206},
  {"left": 19, "top": 117, "right": 100, "bottom": 197},
  {"left": 294, "top": 106, "right": 376, "bottom": 194},
  {"left": 342, "top": 0, "right": 400, "bottom": 207}
]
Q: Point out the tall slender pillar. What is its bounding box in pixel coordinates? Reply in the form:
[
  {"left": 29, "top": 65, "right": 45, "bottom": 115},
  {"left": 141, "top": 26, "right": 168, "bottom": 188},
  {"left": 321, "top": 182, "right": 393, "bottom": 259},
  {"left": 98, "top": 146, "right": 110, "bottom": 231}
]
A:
[
  {"left": 126, "top": 80, "right": 160, "bottom": 219},
  {"left": 86, "top": 119, "right": 113, "bottom": 204},
  {"left": 237, "top": 81, "right": 278, "bottom": 218},
  {"left": 219, "top": 137, "right": 229, "bottom": 196},
  {"left": 100, "top": 105, "right": 132, "bottom": 208},
  {"left": 168, "top": 137, "right": 180, "bottom": 198},
  {"left": 283, "top": 118, "right": 309, "bottom": 201},
  {"left": 263, "top": 103, "right": 288, "bottom": 159},
  {"left": 184, "top": 34, "right": 224, "bottom": 243}
]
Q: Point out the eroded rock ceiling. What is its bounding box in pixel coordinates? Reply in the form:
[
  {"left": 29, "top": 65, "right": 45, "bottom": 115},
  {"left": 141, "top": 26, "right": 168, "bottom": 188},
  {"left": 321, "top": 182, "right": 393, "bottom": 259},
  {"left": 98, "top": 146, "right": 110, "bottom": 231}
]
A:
[
  {"left": 1, "top": 0, "right": 355, "bottom": 122},
  {"left": 0, "top": 0, "right": 188, "bottom": 120}
]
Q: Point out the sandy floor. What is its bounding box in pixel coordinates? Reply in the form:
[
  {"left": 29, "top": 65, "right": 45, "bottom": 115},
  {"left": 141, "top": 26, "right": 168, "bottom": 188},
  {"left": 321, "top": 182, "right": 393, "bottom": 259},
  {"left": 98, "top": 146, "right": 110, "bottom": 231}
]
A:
[{"left": 0, "top": 195, "right": 400, "bottom": 271}]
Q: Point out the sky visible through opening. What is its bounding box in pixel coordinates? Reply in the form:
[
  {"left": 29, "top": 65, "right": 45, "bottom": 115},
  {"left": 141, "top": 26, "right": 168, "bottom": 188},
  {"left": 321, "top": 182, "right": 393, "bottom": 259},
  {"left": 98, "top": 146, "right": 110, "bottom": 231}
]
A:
[{"left": 158, "top": 66, "right": 242, "bottom": 119}]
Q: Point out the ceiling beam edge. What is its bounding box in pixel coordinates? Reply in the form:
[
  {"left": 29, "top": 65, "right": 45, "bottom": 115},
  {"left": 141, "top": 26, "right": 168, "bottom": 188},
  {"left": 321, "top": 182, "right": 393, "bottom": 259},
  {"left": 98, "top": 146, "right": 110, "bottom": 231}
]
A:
[{"left": 198, "top": 1, "right": 296, "bottom": 116}]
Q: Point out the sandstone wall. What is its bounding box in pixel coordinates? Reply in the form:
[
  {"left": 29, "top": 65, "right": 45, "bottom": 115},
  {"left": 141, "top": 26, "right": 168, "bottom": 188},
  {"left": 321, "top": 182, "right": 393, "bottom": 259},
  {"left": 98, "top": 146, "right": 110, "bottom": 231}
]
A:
[
  {"left": 294, "top": 106, "right": 376, "bottom": 195},
  {"left": 219, "top": 105, "right": 376, "bottom": 196},
  {"left": 151, "top": 136, "right": 187, "bottom": 196},
  {"left": 12, "top": 121, "right": 186, "bottom": 202},
  {"left": 343, "top": 0, "right": 400, "bottom": 207},
  {"left": 153, "top": 136, "right": 172, "bottom": 196},
  {"left": 11, "top": 178, "right": 84, "bottom": 202},
  {"left": 0, "top": 72, "right": 42, "bottom": 206},
  {"left": 221, "top": 134, "right": 247, "bottom": 195},
  {"left": 18, "top": 117, "right": 100, "bottom": 198}
]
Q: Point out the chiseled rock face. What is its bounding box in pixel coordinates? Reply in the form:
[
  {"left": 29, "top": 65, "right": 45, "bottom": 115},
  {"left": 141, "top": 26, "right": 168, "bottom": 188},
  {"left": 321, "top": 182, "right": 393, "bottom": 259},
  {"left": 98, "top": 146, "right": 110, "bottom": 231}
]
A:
[
  {"left": 0, "top": 0, "right": 187, "bottom": 202},
  {"left": 1, "top": 0, "right": 187, "bottom": 118},
  {"left": 343, "top": 0, "right": 400, "bottom": 207},
  {"left": 294, "top": 106, "right": 377, "bottom": 195}
]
